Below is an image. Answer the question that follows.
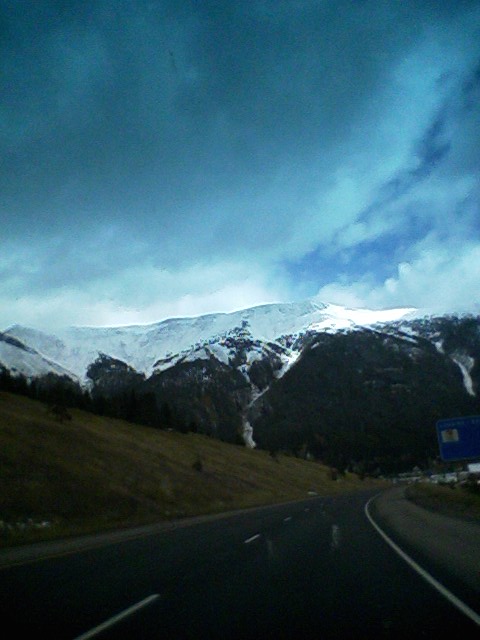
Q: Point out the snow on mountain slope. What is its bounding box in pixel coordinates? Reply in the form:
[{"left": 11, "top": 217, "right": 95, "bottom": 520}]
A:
[
  {"left": 452, "top": 353, "right": 475, "bottom": 396},
  {"left": 153, "top": 323, "right": 291, "bottom": 390},
  {"left": 3, "top": 300, "right": 415, "bottom": 381},
  {"left": 307, "top": 303, "right": 417, "bottom": 331},
  {"left": 0, "top": 333, "right": 77, "bottom": 381}
]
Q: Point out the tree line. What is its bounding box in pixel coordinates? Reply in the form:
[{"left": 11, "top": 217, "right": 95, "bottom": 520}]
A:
[{"left": 0, "top": 367, "right": 192, "bottom": 432}]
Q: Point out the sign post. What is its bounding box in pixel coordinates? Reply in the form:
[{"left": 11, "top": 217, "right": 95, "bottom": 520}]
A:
[{"left": 436, "top": 416, "right": 480, "bottom": 462}]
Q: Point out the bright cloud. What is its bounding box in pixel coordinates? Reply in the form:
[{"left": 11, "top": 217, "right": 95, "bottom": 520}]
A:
[
  {"left": 0, "top": 259, "right": 287, "bottom": 329},
  {"left": 316, "top": 242, "right": 480, "bottom": 315}
]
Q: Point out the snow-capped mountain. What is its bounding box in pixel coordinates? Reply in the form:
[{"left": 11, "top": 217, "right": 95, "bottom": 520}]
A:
[
  {"left": 1, "top": 300, "right": 479, "bottom": 473},
  {"left": 251, "top": 317, "right": 480, "bottom": 472},
  {"left": 2, "top": 300, "right": 415, "bottom": 382},
  {"left": 0, "top": 332, "right": 79, "bottom": 381}
]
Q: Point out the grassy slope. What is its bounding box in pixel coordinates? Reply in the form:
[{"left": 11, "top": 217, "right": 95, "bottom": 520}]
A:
[
  {"left": 0, "top": 391, "right": 387, "bottom": 547},
  {"left": 405, "top": 481, "right": 480, "bottom": 521}
]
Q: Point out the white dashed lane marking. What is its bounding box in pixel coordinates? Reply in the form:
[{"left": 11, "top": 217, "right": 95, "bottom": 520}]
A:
[
  {"left": 73, "top": 593, "right": 161, "bottom": 640},
  {"left": 244, "top": 534, "right": 261, "bottom": 544}
]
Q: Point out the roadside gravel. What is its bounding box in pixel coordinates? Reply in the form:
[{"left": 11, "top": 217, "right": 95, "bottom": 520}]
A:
[{"left": 371, "top": 486, "right": 480, "bottom": 596}]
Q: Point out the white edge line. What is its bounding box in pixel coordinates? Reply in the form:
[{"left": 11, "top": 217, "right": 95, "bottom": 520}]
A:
[
  {"left": 365, "top": 495, "right": 480, "bottom": 627},
  {"left": 284, "top": 516, "right": 292, "bottom": 522},
  {"left": 73, "top": 593, "right": 161, "bottom": 640},
  {"left": 244, "top": 533, "right": 261, "bottom": 544}
]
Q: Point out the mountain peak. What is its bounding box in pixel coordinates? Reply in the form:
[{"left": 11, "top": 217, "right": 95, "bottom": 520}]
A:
[{"left": 1, "top": 299, "right": 417, "bottom": 380}]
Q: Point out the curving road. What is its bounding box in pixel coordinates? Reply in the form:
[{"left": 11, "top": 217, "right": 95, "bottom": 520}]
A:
[{"left": 0, "top": 488, "right": 479, "bottom": 639}]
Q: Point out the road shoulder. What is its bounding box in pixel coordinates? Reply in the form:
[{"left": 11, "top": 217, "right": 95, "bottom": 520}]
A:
[{"left": 370, "top": 486, "right": 480, "bottom": 596}]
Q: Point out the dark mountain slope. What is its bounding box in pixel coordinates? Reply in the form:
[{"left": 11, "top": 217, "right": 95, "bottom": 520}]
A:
[
  {"left": 2, "top": 313, "right": 480, "bottom": 475},
  {"left": 249, "top": 328, "right": 479, "bottom": 473},
  {"left": 143, "top": 356, "right": 251, "bottom": 442}
]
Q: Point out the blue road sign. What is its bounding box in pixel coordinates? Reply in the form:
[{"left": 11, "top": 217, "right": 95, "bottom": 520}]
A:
[{"left": 436, "top": 416, "right": 480, "bottom": 462}]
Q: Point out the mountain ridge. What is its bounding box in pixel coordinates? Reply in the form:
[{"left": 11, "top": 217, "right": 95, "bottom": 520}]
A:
[
  {"left": 2, "top": 300, "right": 479, "bottom": 473},
  {"left": 1, "top": 300, "right": 416, "bottom": 381}
]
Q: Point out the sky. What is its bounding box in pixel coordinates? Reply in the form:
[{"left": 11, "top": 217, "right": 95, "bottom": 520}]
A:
[{"left": 1, "top": 0, "right": 480, "bottom": 329}]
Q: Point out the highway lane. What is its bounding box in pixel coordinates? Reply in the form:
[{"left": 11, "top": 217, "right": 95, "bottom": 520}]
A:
[{"left": 0, "top": 490, "right": 479, "bottom": 639}]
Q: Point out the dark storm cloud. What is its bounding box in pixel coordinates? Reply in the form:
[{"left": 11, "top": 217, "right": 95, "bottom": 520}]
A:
[
  {"left": 1, "top": 1, "right": 431, "bottom": 241},
  {"left": 2, "top": 0, "right": 480, "bottom": 326},
  {"left": 2, "top": 1, "right": 194, "bottom": 231}
]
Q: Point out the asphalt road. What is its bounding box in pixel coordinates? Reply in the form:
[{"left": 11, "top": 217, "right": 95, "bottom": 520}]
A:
[{"left": 0, "top": 488, "right": 479, "bottom": 639}]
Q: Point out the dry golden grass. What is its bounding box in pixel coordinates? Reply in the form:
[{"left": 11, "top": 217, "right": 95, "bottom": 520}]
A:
[
  {"left": 0, "top": 391, "right": 387, "bottom": 546},
  {"left": 405, "top": 481, "right": 480, "bottom": 520}
]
